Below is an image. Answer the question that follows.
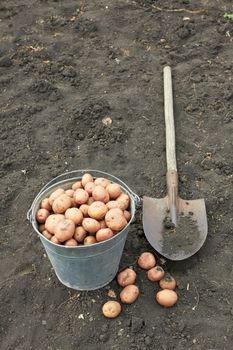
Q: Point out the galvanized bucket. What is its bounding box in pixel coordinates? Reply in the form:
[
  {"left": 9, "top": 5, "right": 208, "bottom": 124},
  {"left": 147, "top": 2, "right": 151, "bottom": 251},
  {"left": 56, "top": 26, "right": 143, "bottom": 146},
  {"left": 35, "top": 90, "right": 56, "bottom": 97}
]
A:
[{"left": 27, "top": 170, "right": 140, "bottom": 290}]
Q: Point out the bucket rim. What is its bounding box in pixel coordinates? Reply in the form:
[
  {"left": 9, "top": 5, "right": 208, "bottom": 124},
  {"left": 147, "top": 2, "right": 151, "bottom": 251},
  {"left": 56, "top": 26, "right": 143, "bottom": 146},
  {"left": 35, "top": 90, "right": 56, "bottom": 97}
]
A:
[{"left": 28, "top": 169, "right": 140, "bottom": 250}]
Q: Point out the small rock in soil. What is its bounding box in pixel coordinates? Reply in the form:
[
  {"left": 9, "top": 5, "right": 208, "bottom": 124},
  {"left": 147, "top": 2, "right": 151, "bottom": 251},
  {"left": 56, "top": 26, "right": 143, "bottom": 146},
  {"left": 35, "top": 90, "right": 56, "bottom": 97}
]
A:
[
  {"left": 0, "top": 56, "right": 12, "bottom": 67},
  {"left": 144, "top": 336, "right": 152, "bottom": 345},
  {"left": 99, "top": 333, "right": 108, "bottom": 342},
  {"left": 78, "top": 133, "right": 85, "bottom": 141},
  {"left": 101, "top": 323, "right": 109, "bottom": 332},
  {"left": 177, "top": 27, "right": 191, "bottom": 39},
  {"left": 178, "top": 320, "right": 186, "bottom": 332}
]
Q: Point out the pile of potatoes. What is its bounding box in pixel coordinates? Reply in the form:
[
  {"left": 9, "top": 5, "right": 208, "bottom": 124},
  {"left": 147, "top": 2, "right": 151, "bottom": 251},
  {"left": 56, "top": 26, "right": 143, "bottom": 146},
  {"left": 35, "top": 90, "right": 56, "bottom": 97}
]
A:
[
  {"left": 36, "top": 173, "right": 131, "bottom": 246},
  {"left": 102, "top": 251, "right": 178, "bottom": 318}
]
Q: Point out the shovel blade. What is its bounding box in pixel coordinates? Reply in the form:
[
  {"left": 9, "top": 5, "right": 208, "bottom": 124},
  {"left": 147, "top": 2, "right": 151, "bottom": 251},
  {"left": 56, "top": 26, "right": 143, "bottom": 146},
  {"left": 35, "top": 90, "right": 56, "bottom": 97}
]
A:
[{"left": 143, "top": 195, "right": 208, "bottom": 260}]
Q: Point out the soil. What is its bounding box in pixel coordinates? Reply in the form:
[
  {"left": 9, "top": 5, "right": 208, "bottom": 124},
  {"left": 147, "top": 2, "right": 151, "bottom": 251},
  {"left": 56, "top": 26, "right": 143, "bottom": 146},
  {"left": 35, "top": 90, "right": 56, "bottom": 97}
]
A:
[
  {"left": 0, "top": 0, "right": 233, "bottom": 349},
  {"left": 162, "top": 215, "right": 202, "bottom": 260}
]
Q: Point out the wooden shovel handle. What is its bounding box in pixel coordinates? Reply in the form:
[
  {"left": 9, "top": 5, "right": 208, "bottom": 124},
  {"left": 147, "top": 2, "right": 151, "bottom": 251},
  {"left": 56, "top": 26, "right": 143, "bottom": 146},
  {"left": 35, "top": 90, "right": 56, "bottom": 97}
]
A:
[{"left": 163, "top": 66, "right": 177, "bottom": 171}]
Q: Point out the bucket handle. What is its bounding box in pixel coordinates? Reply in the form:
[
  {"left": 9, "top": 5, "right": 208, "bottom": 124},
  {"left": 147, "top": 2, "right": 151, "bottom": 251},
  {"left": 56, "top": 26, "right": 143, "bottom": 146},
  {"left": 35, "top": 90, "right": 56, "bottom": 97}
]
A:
[{"left": 27, "top": 170, "right": 140, "bottom": 222}]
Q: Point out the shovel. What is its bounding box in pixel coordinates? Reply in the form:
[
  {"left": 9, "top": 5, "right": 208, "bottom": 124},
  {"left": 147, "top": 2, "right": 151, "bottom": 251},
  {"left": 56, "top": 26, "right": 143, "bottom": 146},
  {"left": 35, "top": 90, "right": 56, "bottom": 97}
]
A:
[{"left": 143, "top": 66, "right": 208, "bottom": 261}]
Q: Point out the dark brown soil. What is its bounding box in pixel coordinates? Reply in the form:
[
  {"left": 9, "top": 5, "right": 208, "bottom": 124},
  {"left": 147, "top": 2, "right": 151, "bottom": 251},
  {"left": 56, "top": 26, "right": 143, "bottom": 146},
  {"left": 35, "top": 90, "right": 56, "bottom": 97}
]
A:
[
  {"left": 1, "top": 1, "right": 233, "bottom": 349},
  {"left": 162, "top": 215, "right": 203, "bottom": 259}
]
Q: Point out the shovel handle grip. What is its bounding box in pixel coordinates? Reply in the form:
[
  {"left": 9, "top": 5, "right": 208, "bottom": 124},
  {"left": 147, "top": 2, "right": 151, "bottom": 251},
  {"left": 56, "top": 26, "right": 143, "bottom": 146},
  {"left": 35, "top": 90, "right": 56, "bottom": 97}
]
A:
[{"left": 163, "top": 66, "right": 177, "bottom": 171}]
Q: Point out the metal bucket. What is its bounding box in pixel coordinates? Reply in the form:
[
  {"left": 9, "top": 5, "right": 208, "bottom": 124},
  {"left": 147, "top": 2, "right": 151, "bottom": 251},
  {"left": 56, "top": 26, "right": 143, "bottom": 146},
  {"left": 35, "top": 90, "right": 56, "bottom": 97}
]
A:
[{"left": 27, "top": 170, "right": 140, "bottom": 290}]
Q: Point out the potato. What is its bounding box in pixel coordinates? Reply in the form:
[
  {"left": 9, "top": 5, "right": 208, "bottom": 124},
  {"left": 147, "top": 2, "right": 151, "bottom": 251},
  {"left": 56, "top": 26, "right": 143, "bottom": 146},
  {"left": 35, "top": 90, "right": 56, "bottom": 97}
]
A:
[
  {"left": 51, "top": 235, "right": 61, "bottom": 245},
  {"left": 54, "top": 219, "right": 75, "bottom": 242},
  {"left": 99, "top": 219, "right": 107, "bottom": 229},
  {"left": 65, "top": 207, "right": 83, "bottom": 225},
  {"left": 82, "top": 218, "right": 101, "bottom": 234},
  {"left": 156, "top": 289, "right": 178, "bottom": 307},
  {"left": 84, "top": 182, "right": 96, "bottom": 195},
  {"left": 64, "top": 238, "right": 78, "bottom": 246},
  {"left": 106, "top": 183, "right": 122, "bottom": 199},
  {"left": 74, "top": 189, "right": 89, "bottom": 205},
  {"left": 120, "top": 285, "right": 139, "bottom": 304},
  {"left": 74, "top": 226, "right": 87, "bottom": 243},
  {"left": 72, "top": 181, "right": 82, "bottom": 191},
  {"left": 102, "top": 301, "right": 121, "bottom": 318},
  {"left": 81, "top": 173, "right": 94, "bottom": 187},
  {"left": 52, "top": 194, "right": 72, "bottom": 214},
  {"left": 45, "top": 214, "right": 64, "bottom": 234},
  {"left": 105, "top": 208, "right": 127, "bottom": 232},
  {"left": 94, "top": 177, "right": 111, "bottom": 188},
  {"left": 42, "top": 230, "right": 52, "bottom": 240},
  {"left": 159, "top": 274, "right": 176, "bottom": 290},
  {"left": 48, "top": 188, "right": 65, "bottom": 205},
  {"left": 88, "top": 201, "right": 108, "bottom": 220},
  {"left": 116, "top": 193, "right": 130, "bottom": 210},
  {"left": 36, "top": 208, "right": 50, "bottom": 223},
  {"left": 124, "top": 210, "right": 131, "bottom": 222},
  {"left": 70, "top": 197, "right": 77, "bottom": 207},
  {"left": 147, "top": 266, "right": 165, "bottom": 282},
  {"left": 106, "top": 201, "right": 120, "bottom": 210},
  {"left": 96, "top": 228, "right": 114, "bottom": 242},
  {"left": 65, "top": 189, "right": 74, "bottom": 197},
  {"left": 38, "top": 224, "right": 46, "bottom": 232},
  {"left": 79, "top": 204, "right": 89, "bottom": 217},
  {"left": 87, "top": 197, "right": 94, "bottom": 205},
  {"left": 84, "top": 236, "right": 97, "bottom": 245},
  {"left": 40, "top": 198, "right": 52, "bottom": 211},
  {"left": 137, "top": 252, "right": 156, "bottom": 270},
  {"left": 117, "top": 268, "right": 136, "bottom": 287},
  {"left": 92, "top": 186, "right": 109, "bottom": 203}
]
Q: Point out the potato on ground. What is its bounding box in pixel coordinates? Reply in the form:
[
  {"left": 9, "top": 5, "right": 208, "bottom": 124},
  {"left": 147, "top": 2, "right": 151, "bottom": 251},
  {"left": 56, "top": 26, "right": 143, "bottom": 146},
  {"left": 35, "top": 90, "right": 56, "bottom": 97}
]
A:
[
  {"left": 117, "top": 268, "right": 136, "bottom": 287},
  {"left": 105, "top": 208, "right": 127, "bottom": 232},
  {"left": 96, "top": 228, "right": 114, "bottom": 242},
  {"left": 106, "top": 183, "right": 122, "bottom": 199},
  {"left": 137, "top": 252, "right": 156, "bottom": 270},
  {"left": 65, "top": 207, "right": 83, "bottom": 225},
  {"left": 120, "top": 285, "right": 139, "bottom": 304},
  {"left": 52, "top": 194, "right": 72, "bottom": 214},
  {"left": 147, "top": 266, "right": 165, "bottom": 282},
  {"left": 45, "top": 214, "right": 65, "bottom": 234},
  {"left": 88, "top": 201, "right": 108, "bottom": 220},
  {"left": 102, "top": 301, "right": 121, "bottom": 318},
  {"left": 159, "top": 274, "right": 176, "bottom": 290},
  {"left": 156, "top": 289, "right": 178, "bottom": 307},
  {"left": 36, "top": 208, "right": 50, "bottom": 223},
  {"left": 54, "top": 219, "right": 75, "bottom": 242}
]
